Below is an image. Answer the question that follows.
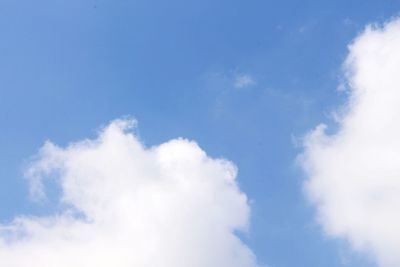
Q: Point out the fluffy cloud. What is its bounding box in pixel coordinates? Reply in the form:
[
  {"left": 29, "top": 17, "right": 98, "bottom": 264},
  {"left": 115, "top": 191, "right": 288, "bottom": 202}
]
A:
[
  {"left": 0, "top": 119, "right": 259, "bottom": 267},
  {"left": 300, "top": 18, "right": 400, "bottom": 267}
]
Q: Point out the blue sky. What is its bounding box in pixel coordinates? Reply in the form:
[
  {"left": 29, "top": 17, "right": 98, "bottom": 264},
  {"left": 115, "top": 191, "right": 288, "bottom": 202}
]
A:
[{"left": 1, "top": 1, "right": 400, "bottom": 266}]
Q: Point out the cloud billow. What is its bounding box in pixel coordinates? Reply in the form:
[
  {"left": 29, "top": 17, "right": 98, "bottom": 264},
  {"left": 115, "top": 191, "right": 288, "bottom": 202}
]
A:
[
  {"left": 0, "top": 119, "right": 259, "bottom": 267},
  {"left": 300, "top": 18, "right": 400, "bottom": 267}
]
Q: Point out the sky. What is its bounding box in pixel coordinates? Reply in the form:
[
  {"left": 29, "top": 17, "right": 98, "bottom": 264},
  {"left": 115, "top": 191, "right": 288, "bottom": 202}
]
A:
[{"left": 1, "top": 0, "right": 400, "bottom": 266}]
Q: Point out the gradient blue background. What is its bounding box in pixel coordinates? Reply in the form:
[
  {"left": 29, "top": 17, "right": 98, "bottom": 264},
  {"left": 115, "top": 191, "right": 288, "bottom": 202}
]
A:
[{"left": 1, "top": 1, "right": 399, "bottom": 266}]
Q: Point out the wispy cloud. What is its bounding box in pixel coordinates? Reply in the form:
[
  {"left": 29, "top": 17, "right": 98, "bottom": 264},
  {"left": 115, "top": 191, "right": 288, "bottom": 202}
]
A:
[{"left": 234, "top": 74, "right": 256, "bottom": 89}]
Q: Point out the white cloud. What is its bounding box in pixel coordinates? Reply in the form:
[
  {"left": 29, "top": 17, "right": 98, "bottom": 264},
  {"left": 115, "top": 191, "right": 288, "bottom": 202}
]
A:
[
  {"left": 234, "top": 74, "right": 256, "bottom": 89},
  {"left": 300, "top": 18, "right": 400, "bottom": 267},
  {"left": 0, "top": 118, "right": 260, "bottom": 267}
]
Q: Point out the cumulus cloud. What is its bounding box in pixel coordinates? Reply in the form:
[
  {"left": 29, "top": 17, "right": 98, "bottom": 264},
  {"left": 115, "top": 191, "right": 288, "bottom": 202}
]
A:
[
  {"left": 0, "top": 119, "right": 260, "bottom": 267},
  {"left": 234, "top": 74, "right": 256, "bottom": 89},
  {"left": 300, "top": 18, "right": 400, "bottom": 267}
]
